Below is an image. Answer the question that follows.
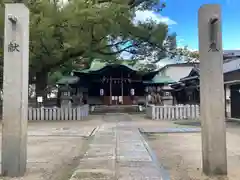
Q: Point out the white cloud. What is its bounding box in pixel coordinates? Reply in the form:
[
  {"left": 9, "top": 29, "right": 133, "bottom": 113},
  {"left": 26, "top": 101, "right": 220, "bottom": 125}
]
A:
[
  {"left": 134, "top": 10, "right": 177, "bottom": 25},
  {"left": 177, "top": 38, "right": 198, "bottom": 52},
  {"left": 119, "top": 10, "right": 176, "bottom": 60},
  {"left": 178, "top": 38, "right": 185, "bottom": 43}
]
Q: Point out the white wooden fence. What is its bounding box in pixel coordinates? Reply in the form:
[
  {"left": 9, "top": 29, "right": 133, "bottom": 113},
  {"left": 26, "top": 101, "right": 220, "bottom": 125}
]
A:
[
  {"left": 146, "top": 104, "right": 200, "bottom": 120},
  {"left": 28, "top": 105, "right": 89, "bottom": 120}
]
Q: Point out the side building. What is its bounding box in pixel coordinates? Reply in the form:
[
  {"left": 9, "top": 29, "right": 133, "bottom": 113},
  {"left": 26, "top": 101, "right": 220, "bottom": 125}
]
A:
[{"left": 170, "top": 53, "right": 240, "bottom": 119}]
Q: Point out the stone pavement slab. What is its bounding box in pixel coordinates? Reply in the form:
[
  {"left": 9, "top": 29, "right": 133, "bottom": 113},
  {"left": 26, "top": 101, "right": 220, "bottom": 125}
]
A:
[
  {"left": 70, "top": 123, "right": 117, "bottom": 180},
  {"left": 116, "top": 127, "right": 163, "bottom": 180},
  {"left": 140, "top": 127, "right": 201, "bottom": 134},
  {"left": 69, "top": 114, "right": 164, "bottom": 180},
  {"left": 28, "top": 127, "right": 97, "bottom": 137}
]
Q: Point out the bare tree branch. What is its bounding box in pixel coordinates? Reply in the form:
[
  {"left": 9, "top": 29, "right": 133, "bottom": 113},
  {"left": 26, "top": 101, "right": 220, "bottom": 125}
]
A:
[{"left": 96, "top": 42, "right": 140, "bottom": 55}]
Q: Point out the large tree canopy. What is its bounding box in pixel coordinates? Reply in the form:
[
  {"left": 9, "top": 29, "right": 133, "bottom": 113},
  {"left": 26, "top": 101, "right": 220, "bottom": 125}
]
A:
[
  {"left": 176, "top": 46, "right": 199, "bottom": 62},
  {"left": 0, "top": 0, "right": 175, "bottom": 97}
]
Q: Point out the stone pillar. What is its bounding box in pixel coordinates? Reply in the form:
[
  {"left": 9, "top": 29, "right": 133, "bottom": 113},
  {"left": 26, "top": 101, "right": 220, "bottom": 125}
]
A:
[
  {"left": 198, "top": 4, "right": 227, "bottom": 175},
  {"left": 2, "top": 4, "right": 29, "bottom": 177}
]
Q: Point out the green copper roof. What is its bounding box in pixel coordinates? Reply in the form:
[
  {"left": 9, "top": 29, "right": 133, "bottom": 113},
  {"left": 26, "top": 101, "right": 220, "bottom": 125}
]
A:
[
  {"left": 143, "top": 74, "right": 175, "bottom": 84},
  {"left": 56, "top": 76, "right": 79, "bottom": 85},
  {"left": 73, "top": 59, "right": 139, "bottom": 73},
  {"left": 89, "top": 60, "right": 106, "bottom": 71}
]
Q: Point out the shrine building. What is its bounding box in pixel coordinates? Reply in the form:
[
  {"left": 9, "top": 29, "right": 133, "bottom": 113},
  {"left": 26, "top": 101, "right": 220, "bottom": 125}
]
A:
[{"left": 57, "top": 60, "right": 175, "bottom": 106}]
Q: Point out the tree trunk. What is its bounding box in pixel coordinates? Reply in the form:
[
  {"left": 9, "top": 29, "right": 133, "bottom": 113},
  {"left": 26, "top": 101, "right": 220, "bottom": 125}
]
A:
[{"left": 35, "top": 71, "right": 48, "bottom": 106}]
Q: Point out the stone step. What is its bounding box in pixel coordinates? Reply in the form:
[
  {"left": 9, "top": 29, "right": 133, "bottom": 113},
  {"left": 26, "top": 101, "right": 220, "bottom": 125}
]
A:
[{"left": 90, "top": 105, "right": 145, "bottom": 114}]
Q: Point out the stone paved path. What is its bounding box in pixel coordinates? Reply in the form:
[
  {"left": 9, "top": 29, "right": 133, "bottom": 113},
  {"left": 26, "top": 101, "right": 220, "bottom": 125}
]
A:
[
  {"left": 69, "top": 114, "right": 164, "bottom": 180},
  {"left": 28, "top": 127, "right": 97, "bottom": 137},
  {"left": 140, "top": 127, "right": 201, "bottom": 134}
]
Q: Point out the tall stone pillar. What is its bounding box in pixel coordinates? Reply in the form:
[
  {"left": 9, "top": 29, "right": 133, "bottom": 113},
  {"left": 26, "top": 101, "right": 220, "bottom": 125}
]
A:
[
  {"left": 2, "top": 4, "right": 29, "bottom": 177},
  {"left": 198, "top": 4, "right": 227, "bottom": 175}
]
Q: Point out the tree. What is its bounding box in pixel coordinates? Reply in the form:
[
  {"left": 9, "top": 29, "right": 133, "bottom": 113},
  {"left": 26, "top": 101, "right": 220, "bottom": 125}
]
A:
[
  {"left": 0, "top": 0, "right": 172, "bottom": 100},
  {"left": 189, "top": 51, "right": 199, "bottom": 60},
  {"left": 177, "top": 46, "right": 199, "bottom": 62},
  {"left": 137, "top": 62, "right": 158, "bottom": 72},
  {"left": 29, "top": 0, "right": 171, "bottom": 99}
]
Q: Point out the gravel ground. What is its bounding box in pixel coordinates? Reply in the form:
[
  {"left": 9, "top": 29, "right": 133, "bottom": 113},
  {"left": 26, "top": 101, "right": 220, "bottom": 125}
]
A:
[
  {"left": 0, "top": 115, "right": 103, "bottom": 180},
  {"left": 145, "top": 121, "right": 240, "bottom": 180}
]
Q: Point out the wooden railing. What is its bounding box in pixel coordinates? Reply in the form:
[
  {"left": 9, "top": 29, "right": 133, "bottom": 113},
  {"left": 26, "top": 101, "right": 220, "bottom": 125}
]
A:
[
  {"left": 146, "top": 104, "right": 200, "bottom": 120},
  {"left": 28, "top": 105, "right": 89, "bottom": 120}
]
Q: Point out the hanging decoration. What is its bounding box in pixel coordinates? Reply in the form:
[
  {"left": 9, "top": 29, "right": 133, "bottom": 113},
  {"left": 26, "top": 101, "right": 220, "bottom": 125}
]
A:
[
  {"left": 100, "top": 89, "right": 104, "bottom": 96},
  {"left": 130, "top": 88, "right": 135, "bottom": 96}
]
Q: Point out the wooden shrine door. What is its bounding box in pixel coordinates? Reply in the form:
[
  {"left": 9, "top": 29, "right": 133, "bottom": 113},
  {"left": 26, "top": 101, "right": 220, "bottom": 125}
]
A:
[{"left": 110, "top": 79, "right": 123, "bottom": 105}]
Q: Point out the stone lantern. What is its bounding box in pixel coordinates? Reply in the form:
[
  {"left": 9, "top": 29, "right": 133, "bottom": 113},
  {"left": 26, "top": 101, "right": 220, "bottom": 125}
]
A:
[{"left": 59, "top": 85, "right": 72, "bottom": 108}]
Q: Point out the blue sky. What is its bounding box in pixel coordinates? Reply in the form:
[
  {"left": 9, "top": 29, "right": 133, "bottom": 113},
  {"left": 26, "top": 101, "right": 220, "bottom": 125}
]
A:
[{"left": 159, "top": 0, "right": 240, "bottom": 50}]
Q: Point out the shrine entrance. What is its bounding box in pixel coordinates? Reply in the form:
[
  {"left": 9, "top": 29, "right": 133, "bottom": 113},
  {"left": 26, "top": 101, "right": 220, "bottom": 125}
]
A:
[
  {"left": 111, "top": 78, "right": 123, "bottom": 105},
  {"left": 102, "top": 76, "right": 133, "bottom": 105}
]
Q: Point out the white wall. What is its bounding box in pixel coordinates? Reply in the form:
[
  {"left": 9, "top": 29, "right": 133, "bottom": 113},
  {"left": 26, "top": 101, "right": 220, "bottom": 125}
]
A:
[{"left": 161, "top": 65, "right": 195, "bottom": 82}]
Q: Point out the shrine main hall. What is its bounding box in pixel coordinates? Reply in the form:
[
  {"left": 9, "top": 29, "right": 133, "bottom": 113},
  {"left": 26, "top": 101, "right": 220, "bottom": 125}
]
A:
[{"left": 57, "top": 60, "right": 175, "bottom": 106}]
